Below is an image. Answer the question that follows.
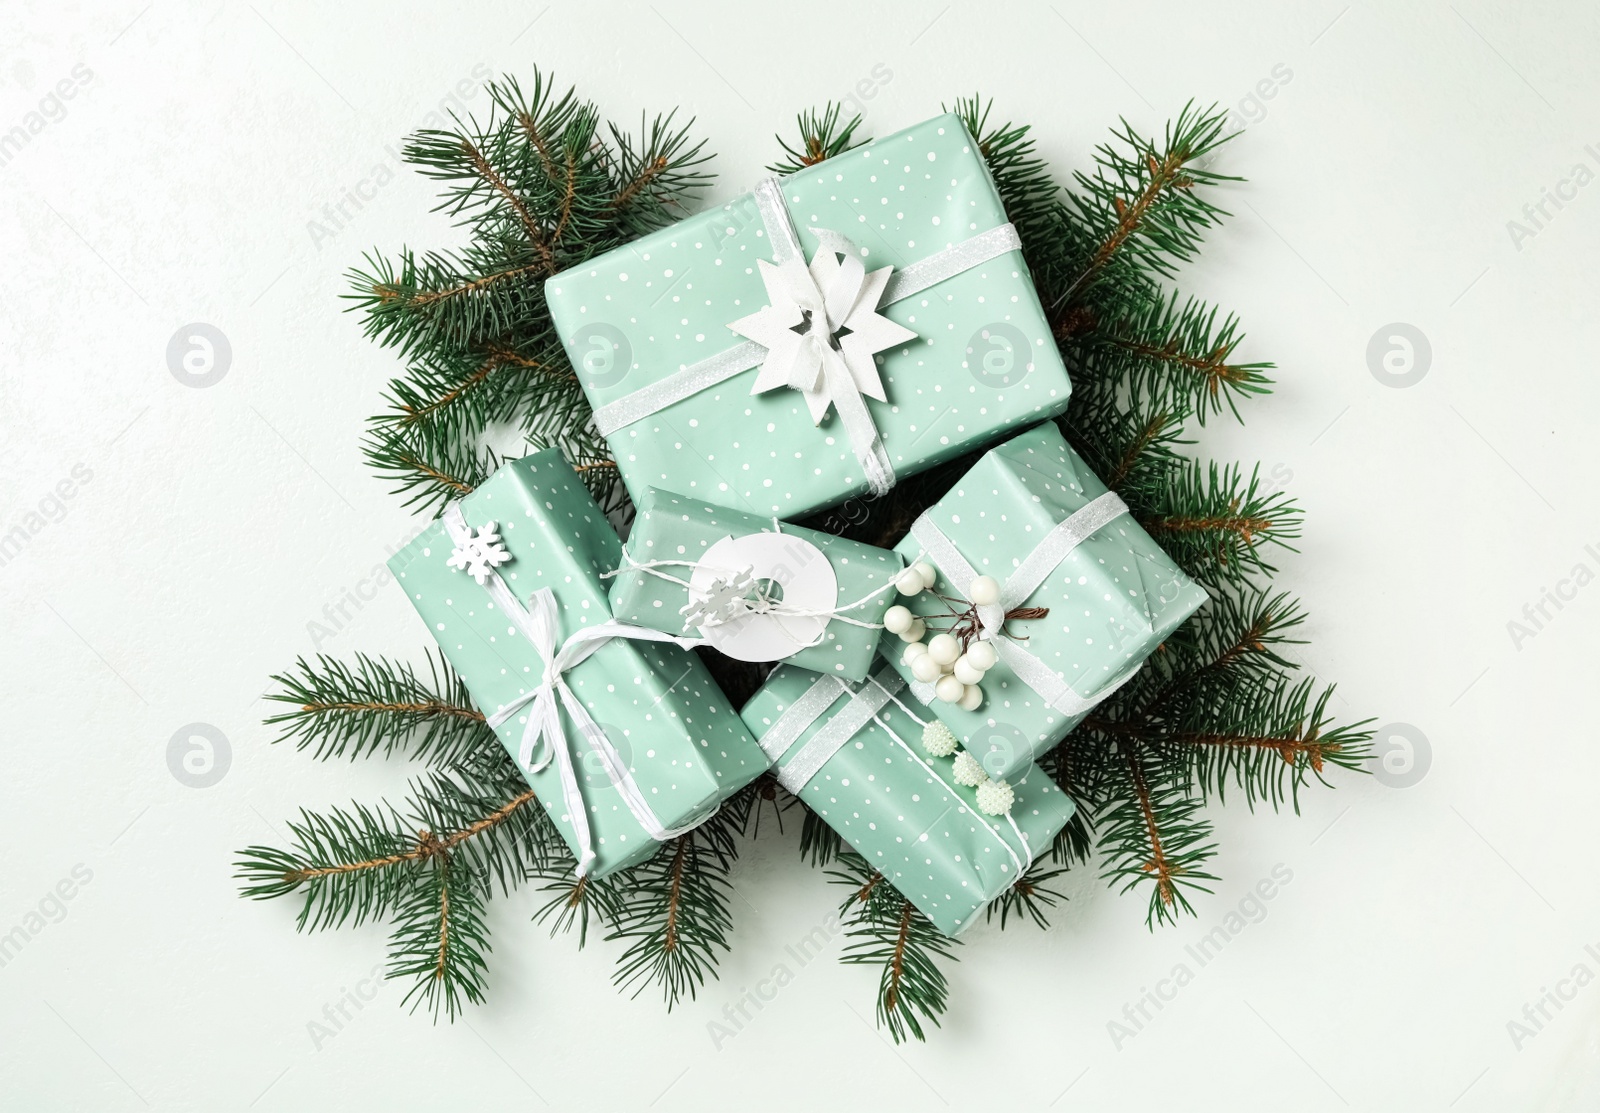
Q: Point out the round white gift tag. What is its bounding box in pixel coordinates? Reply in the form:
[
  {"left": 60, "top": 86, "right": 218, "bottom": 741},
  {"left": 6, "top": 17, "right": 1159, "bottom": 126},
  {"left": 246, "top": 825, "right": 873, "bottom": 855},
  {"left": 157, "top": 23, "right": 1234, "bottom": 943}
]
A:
[{"left": 685, "top": 532, "right": 838, "bottom": 662}]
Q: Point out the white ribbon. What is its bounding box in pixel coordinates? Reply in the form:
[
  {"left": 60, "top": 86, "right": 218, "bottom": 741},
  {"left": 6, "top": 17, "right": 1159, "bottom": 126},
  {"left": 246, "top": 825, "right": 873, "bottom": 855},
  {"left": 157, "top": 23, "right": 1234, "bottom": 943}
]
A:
[
  {"left": 443, "top": 505, "right": 713, "bottom": 876},
  {"left": 762, "top": 668, "right": 1033, "bottom": 882},
  {"left": 907, "top": 491, "right": 1143, "bottom": 717},
  {"left": 589, "top": 175, "right": 1024, "bottom": 498}
]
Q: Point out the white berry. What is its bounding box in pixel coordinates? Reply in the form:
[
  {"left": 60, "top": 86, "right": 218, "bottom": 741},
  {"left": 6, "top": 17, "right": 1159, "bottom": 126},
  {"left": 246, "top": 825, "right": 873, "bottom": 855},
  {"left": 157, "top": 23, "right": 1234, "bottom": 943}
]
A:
[
  {"left": 913, "top": 560, "right": 938, "bottom": 590},
  {"left": 911, "top": 654, "right": 943, "bottom": 684},
  {"left": 901, "top": 641, "right": 929, "bottom": 666},
  {"left": 964, "top": 640, "right": 998, "bottom": 671},
  {"left": 922, "top": 721, "right": 959, "bottom": 757},
  {"left": 927, "top": 633, "right": 961, "bottom": 666},
  {"left": 951, "top": 750, "right": 987, "bottom": 787},
  {"left": 898, "top": 617, "right": 926, "bottom": 643},
  {"left": 895, "top": 567, "right": 925, "bottom": 596},
  {"left": 975, "top": 777, "right": 1014, "bottom": 815},
  {"left": 952, "top": 657, "right": 984, "bottom": 685},
  {"left": 968, "top": 575, "right": 1001, "bottom": 606},
  {"left": 935, "top": 675, "right": 965, "bottom": 703},
  {"left": 884, "top": 605, "right": 914, "bottom": 634},
  {"left": 958, "top": 683, "right": 984, "bottom": 711}
]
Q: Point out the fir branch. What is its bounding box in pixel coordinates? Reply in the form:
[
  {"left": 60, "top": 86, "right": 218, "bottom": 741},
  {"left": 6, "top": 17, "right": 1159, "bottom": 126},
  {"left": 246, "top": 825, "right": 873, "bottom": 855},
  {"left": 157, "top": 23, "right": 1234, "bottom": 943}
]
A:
[
  {"left": 346, "top": 247, "right": 550, "bottom": 361},
  {"left": 234, "top": 766, "right": 552, "bottom": 933},
  {"left": 608, "top": 836, "right": 730, "bottom": 1007},
  {"left": 799, "top": 806, "right": 844, "bottom": 867},
  {"left": 607, "top": 786, "right": 758, "bottom": 1007},
  {"left": 769, "top": 104, "right": 867, "bottom": 175},
  {"left": 985, "top": 867, "right": 1069, "bottom": 930},
  {"left": 1084, "top": 291, "right": 1274, "bottom": 424},
  {"left": 830, "top": 852, "right": 958, "bottom": 1043},
  {"left": 362, "top": 422, "right": 502, "bottom": 516},
  {"left": 1097, "top": 740, "right": 1218, "bottom": 928},
  {"left": 264, "top": 652, "right": 493, "bottom": 765},
  {"left": 377, "top": 342, "right": 576, "bottom": 437},
  {"left": 534, "top": 868, "right": 626, "bottom": 947},
  {"left": 1053, "top": 102, "right": 1237, "bottom": 312},
  {"left": 1167, "top": 676, "right": 1373, "bottom": 812},
  {"left": 388, "top": 853, "right": 491, "bottom": 1020},
  {"left": 1058, "top": 387, "right": 1188, "bottom": 504},
  {"left": 950, "top": 95, "right": 1060, "bottom": 251},
  {"left": 1137, "top": 460, "right": 1301, "bottom": 583}
]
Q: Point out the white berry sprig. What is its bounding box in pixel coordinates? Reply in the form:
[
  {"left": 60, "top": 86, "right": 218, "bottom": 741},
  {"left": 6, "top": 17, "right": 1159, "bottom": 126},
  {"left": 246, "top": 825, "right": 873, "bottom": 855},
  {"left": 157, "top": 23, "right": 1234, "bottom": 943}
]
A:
[{"left": 884, "top": 561, "right": 1043, "bottom": 713}]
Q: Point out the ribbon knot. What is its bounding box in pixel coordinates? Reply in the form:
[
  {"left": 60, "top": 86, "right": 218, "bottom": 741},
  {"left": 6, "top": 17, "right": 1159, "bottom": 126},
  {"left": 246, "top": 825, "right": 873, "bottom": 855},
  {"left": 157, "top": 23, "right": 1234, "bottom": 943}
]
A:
[
  {"left": 443, "top": 505, "right": 712, "bottom": 877},
  {"left": 975, "top": 600, "right": 1007, "bottom": 640}
]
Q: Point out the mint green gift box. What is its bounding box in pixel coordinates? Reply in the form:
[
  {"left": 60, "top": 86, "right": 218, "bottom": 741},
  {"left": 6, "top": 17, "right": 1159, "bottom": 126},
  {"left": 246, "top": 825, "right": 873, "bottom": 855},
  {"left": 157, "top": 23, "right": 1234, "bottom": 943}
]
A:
[
  {"left": 544, "top": 112, "right": 1072, "bottom": 519},
  {"left": 388, "top": 450, "right": 770, "bottom": 877},
  {"left": 607, "top": 487, "right": 905, "bottom": 682},
  {"left": 881, "top": 422, "right": 1209, "bottom": 783},
  {"left": 741, "top": 663, "right": 1074, "bottom": 937}
]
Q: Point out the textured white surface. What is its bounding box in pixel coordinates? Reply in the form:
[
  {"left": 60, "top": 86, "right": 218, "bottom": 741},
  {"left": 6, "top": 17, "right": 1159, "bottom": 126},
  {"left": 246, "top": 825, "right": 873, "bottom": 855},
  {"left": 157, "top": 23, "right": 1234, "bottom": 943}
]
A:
[{"left": 2, "top": 2, "right": 1598, "bottom": 1110}]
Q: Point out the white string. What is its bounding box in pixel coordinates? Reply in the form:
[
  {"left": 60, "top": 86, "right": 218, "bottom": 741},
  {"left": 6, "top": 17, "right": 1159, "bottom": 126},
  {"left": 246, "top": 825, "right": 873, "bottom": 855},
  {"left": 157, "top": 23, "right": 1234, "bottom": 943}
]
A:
[
  {"left": 866, "top": 678, "right": 1034, "bottom": 877},
  {"left": 601, "top": 521, "right": 904, "bottom": 634},
  {"left": 443, "top": 504, "right": 719, "bottom": 876}
]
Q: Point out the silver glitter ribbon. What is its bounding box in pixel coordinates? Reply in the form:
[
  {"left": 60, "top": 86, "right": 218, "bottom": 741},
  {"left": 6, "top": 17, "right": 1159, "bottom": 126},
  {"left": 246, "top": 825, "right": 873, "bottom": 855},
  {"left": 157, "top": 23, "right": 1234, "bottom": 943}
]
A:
[
  {"left": 589, "top": 175, "right": 1024, "bottom": 496},
  {"left": 771, "top": 670, "right": 904, "bottom": 793},
  {"left": 907, "top": 491, "right": 1143, "bottom": 716}
]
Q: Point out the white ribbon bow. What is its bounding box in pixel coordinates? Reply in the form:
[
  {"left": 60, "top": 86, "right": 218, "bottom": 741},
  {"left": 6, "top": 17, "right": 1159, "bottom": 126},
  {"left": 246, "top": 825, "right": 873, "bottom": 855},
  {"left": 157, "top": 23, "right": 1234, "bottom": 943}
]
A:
[
  {"left": 443, "top": 506, "right": 709, "bottom": 876},
  {"left": 727, "top": 184, "right": 916, "bottom": 495}
]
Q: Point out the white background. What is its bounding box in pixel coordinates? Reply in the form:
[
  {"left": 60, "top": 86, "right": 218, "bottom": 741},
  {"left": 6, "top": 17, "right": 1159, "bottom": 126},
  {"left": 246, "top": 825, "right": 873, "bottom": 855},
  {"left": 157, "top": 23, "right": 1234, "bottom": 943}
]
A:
[{"left": 2, "top": 2, "right": 1597, "bottom": 1110}]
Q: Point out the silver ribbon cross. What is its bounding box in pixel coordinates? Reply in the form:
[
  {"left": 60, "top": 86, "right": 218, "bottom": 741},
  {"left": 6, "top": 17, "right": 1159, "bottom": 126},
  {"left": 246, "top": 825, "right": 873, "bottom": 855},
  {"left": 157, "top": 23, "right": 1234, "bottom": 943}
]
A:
[
  {"left": 908, "top": 490, "right": 1142, "bottom": 717},
  {"left": 589, "top": 176, "right": 1024, "bottom": 497}
]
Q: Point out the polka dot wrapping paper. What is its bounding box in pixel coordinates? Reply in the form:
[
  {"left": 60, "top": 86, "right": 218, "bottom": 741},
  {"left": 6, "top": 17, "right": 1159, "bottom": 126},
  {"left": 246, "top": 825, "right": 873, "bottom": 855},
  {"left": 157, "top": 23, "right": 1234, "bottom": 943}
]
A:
[
  {"left": 387, "top": 449, "right": 771, "bottom": 878},
  {"left": 544, "top": 112, "right": 1072, "bottom": 519},
  {"left": 608, "top": 486, "right": 906, "bottom": 681},
  {"left": 741, "top": 663, "right": 1075, "bottom": 938},
  {"left": 881, "top": 422, "right": 1210, "bottom": 783}
]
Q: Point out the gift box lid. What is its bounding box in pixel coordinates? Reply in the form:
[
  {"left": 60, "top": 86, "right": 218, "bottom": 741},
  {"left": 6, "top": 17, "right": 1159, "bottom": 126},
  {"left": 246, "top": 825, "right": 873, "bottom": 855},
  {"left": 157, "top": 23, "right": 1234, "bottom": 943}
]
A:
[
  {"left": 543, "top": 112, "right": 1072, "bottom": 518},
  {"left": 901, "top": 421, "right": 1207, "bottom": 695},
  {"left": 388, "top": 450, "right": 621, "bottom": 713}
]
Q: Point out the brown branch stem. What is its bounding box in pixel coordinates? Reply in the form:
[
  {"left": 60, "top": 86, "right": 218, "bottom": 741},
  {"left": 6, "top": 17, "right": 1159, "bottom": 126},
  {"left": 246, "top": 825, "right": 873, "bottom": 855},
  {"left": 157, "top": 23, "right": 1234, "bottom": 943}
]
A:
[
  {"left": 883, "top": 900, "right": 915, "bottom": 1013},
  {"left": 281, "top": 789, "right": 537, "bottom": 883},
  {"left": 1124, "top": 744, "right": 1176, "bottom": 908},
  {"left": 298, "top": 700, "right": 484, "bottom": 722}
]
